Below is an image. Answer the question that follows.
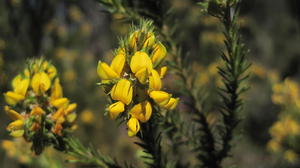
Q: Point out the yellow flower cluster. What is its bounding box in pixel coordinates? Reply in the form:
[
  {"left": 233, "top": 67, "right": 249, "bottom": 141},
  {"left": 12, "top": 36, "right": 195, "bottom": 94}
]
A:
[
  {"left": 97, "top": 22, "right": 179, "bottom": 137},
  {"left": 267, "top": 78, "right": 300, "bottom": 163},
  {"left": 3, "top": 59, "right": 77, "bottom": 154}
]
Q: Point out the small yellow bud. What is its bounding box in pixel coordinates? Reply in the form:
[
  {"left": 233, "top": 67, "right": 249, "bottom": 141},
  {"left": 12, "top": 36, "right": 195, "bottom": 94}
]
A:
[
  {"left": 111, "top": 79, "right": 133, "bottom": 105},
  {"left": 110, "top": 52, "right": 126, "bottom": 76},
  {"left": 65, "top": 103, "right": 77, "bottom": 115},
  {"left": 157, "top": 66, "right": 167, "bottom": 78},
  {"left": 10, "top": 130, "right": 24, "bottom": 137},
  {"left": 4, "top": 106, "right": 23, "bottom": 120},
  {"left": 135, "top": 67, "right": 148, "bottom": 84},
  {"left": 97, "top": 61, "right": 119, "bottom": 80},
  {"left": 149, "top": 69, "right": 162, "bottom": 91},
  {"left": 130, "top": 51, "right": 153, "bottom": 74},
  {"left": 164, "top": 97, "right": 179, "bottom": 110},
  {"left": 130, "top": 101, "right": 152, "bottom": 123},
  {"left": 30, "top": 106, "right": 45, "bottom": 116},
  {"left": 51, "top": 98, "right": 69, "bottom": 108},
  {"left": 127, "top": 117, "right": 140, "bottom": 137},
  {"left": 47, "top": 65, "right": 57, "bottom": 79},
  {"left": 108, "top": 101, "right": 125, "bottom": 119},
  {"left": 31, "top": 72, "right": 51, "bottom": 95},
  {"left": 4, "top": 91, "right": 25, "bottom": 106},
  {"left": 149, "top": 91, "right": 171, "bottom": 106},
  {"left": 142, "top": 32, "right": 155, "bottom": 49},
  {"left": 7, "top": 120, "right": 24, "bottom": 131},
  {"left": 128, "top": 31, "right": 138, "bottom": 51},
  {"left": 151, "top": 42, "right": 167, "bottom": 67},
  {"left": 51, "top": 78, "right": 63, "bottom": 101},
  {"left": 66, "top": 113, "right": 77, "bottom": 123}
]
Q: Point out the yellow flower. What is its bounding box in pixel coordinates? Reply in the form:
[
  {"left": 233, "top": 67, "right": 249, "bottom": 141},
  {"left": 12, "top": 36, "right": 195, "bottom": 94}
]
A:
[
  {"left": 13, "top": 77, "right": 30, "bottom": 96},
  {"left": 4, "top": 106, "right": 22, "bottom": 120},
  {"left": 157, "top": 66, "right": 167, "bottom": 78},
  {"left": 128, "top": 31, "right": 138, "bottom": 51},
  {"left": 30, "top": 106, "right": 45, "bottom": 116},
  {"left": 111, "top": 79, "right": 133, "bottom": 105},
  {"left": 12, "top": 75, "right": 22, "bottom": 90},
  {"left": 163, "top": 98, "right": 179, "bottom": 110},
  {"left": 149, "top": 91, "right": 171, "bottom": 106},
  {"left": 142, "top": 32, "right": 155, "bottom": 49},
  {"left": 130, "top": 51, "right": 153, "bottom": 74},
  {"left": 151, "top": 42, "right": 167, "bottom": 67},
  {"left": 47, "top": 65, "right": 57, "bottom": 79},
  {"left": 149, "top": 69, "right": 162, "bottom": 91},
  {"left": 65, "top": 103, "right": 77, "bottom": 115},
  {"left": 51, "top": 98, "right": 69, "bottom": 108},
  {"left": 267, "top": 140, "right": 281, "bottom": 153},
  {"left": 284, "top": 150, "right": 298, "bottom": 163},
  {"left": 135, "top": 67, "right": 148, "bottom": 84},
  {"left": 7, "top": 120, "right": 24, "bottom": 131},
  {"left": 80, "top": 109, "right": 95, "bottom": 124},
  {"left": 97, "top": 61, "right": 119, "bottom": 80},
  {"left": 127, "top": 117, "right": 140, "bottom": 137},
  {"left": 4, "top": 91, "right": 25, "bottom": 106},
  {"left": 10, "top": 130, "right": 25, "bottom": 137},
  {"left": 108, "top": 101, "right": 125, "bottom": 119},
  {"left": 31, "top": 72, "right": 51, "bottom": 95},
  {"left": 110, "top": 52, "right": 126, "bottom": 76},
  {"left": 130, "top": 101, "right": 152, "bottom": 123},
  {"left": 51, "top": 78, "right": 63, "bottom": 101}
]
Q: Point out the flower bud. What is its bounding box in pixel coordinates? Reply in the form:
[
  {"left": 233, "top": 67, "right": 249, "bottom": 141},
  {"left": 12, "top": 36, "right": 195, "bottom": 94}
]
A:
[
  {"left": 31, "top": 72, "right": 51, "bottom": 95},
  {"left": 128, "top": 31, "right": 138, "bottom": 51},
  {"left": 97, "top": 61, "right": 119, "bottom": 80},
  {"left": 110, "top": 52, "right": 126, "bottom": 76},
  {"left": 149, "top": 91, "right": 171, "bottom": 106},
  {"left": 127, "top": 117, "right": 140, "bottom": 137},
  {"left": 130, "top": 101, "right": 152, "bottom": 123},
  {"left": 4, "top": 106, "right": 22, "bottom": 120},
  {"left": 130, "top": 51, "right": 153, "bottom": 74},
  {"left": 51, "top": 78, "right": 63, "bottom": 101},
  {"left": 149, "top": 69, "right": 162, "bottom": 91},
  {"left": 4, "top": 91, "right": 25, "bottom": 106},
  {"left": 142, "top": 32, "right": 155, "bottom": 49},
  {"left": 157, "top": 66, "right": 167, "bottom": 78},
  {"left": 108, "top": 101, "right": 125, "bottom": 119},
  {"left": 111, "top": 79, "right": 133, "bottom": 105},
  {"left": 151, "top": 42, "right": 167, "bottom": 67},
  {"left": 163, "top": 98, "right": 179, "bottom": 110},
  {"left": 6, "top": 120, "right": 24, "bottom": 131}
]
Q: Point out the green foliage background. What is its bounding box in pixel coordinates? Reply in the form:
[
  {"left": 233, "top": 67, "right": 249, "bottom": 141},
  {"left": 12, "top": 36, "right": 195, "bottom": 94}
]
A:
[{"left": 0, "top": 0, "right": 300, "bottom": 167}]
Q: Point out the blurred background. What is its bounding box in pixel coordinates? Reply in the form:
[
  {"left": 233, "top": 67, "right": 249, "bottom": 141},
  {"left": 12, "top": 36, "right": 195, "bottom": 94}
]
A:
[{"left": 0, "top": 0, "right": 300, "bottom": 167}]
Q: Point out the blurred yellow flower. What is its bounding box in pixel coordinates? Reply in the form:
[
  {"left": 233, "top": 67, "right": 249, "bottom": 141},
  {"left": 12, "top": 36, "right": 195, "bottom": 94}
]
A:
[
  {"left": 284, "top": 150, "right": 298, "bottom": 163},
  {"left": 80, "top": 109, "right": 95, "bottom": 124},
  {"left": 31, "top": 72, "right": 51, "bottom": 95}
]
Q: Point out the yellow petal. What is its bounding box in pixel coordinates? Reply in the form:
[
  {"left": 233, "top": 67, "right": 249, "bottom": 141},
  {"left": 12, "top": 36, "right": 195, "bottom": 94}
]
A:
[
  {"left": 12, "top": 74, "right": 22, "bottom": 90},
  {"left": 51, "top": 98, "right": 69, "bottom": 108},
  {"left": 65, "top": 103, "right": 77, "bottom": 115},
  {"left": 135, "top": 67, "right": 148, "bottom": 84},
  {"left": 157, "top": 66, "right": 167, "bottom": 78},
  {"left": 127, "top": 117, "right": 140, "bottom": 137},
  {"left": 130, "top": 51, "right": 153, "bottom": 74},
  {"left": 164, "top": 98, "right": 179, "bottom": 110},
  {"left": 4, "top": 106, "right": 23, "bottom": 120},
  {"left": 111, "top": 79, "right": 133, "bottom": 105},
  {"left": 51, "top": 78, "right": 63, "bottom": 100},
  {"left": 110, "top": 53, "right": 126, "bottom": 76},
  {"left": 47, "top": 65, "right": 57, "bottom": 79},
  {"left": 130, "top": 101, "right": 152, "bottom": 123},
  {"left": 10, "top": 130, "right": 24, "bottom": 137},
  {"left": 66, "top": 113, "right": 77, "bottom": 123},
  {"left": 151, "top": 42, "right": 167, "bottom": 67},
  {"left": 108, "top": 101, "right": 125, "bottom": 119},
  {"left": 149, "top": 91, "right": 171, "bottom": 106},
  {"left": 149, "top": 69, "right": 162, "bottom": 90},
  {"left": 128, "top": 31, "right": 138, "bottom": 51},
  {"left": 30, "top": 106, "right": 45, "bottom": 116},
  {"left": 7, "top": 120, "right": 24, "bottom": 131},
  {"left": 52, "top": 108, "right": 65, "bottom": 121},
  {"left": 31, "top": 72, "right": 51, "bottom": 95},
  {"left": 142, "top": 32, "right": 155, "bottom": 49},
  {"left": 4, "top": 91, "right": 25, "bottom": 106},
  {"left": 97, "top": 61, "right": 119, "bottom": 80},
  {"left": 14, "top": 77, "right": 30, "bottom": 96}
]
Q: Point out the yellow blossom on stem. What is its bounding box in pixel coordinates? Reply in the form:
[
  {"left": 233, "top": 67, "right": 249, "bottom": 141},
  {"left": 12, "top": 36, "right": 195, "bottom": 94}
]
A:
[
  {"left": 97, "top": 61, "right": 119, "bottom": 80},
  {"left": 130, "top": 51, "right": 153, "bottom": 74},
  {"left": 149, "top": 91, "right": 171, "bottom": 106},
  {"left": 31, "top": 72, "right": 51, "bottom": 95},
  {"left": 142, "top": 32, "right": 155, "bottom": 49},
  {"left": 108, "top": 101, "right": 125, "bottom": 119},
  {"left": 51, "top": 98, "right": 69, "bottom": 108},
  {"left": 4, "top": 91, "right": 25, "bottom": 106},
  {"left": 163, "top": 98, "right": 179, "bottom": 110},
  {"left": 130, "top": 101, "right": 152, "bottom": 123},
  {"left": 149, "top": 69, "right": 162, "bottom": 91},
  {"left": 127, "top": 117, "right": 140, "bottom": 137},
  {"left": 110, "top": 52, "right": 126, "bottom": 76},
  {"left": 30, "top": 106, "right": 45, "bottom": 116},
  {"left": 151, "top": 42, "right": 167, "bottom": 67},
  {"left": 4, "top": 106, "right": 22, "bottom": 120},
  {"left": 110, "top": 79, "right": 133, "bottom": 105},
  {"left": 157, "top": 66, "right": 167, "bottom": 78}
]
